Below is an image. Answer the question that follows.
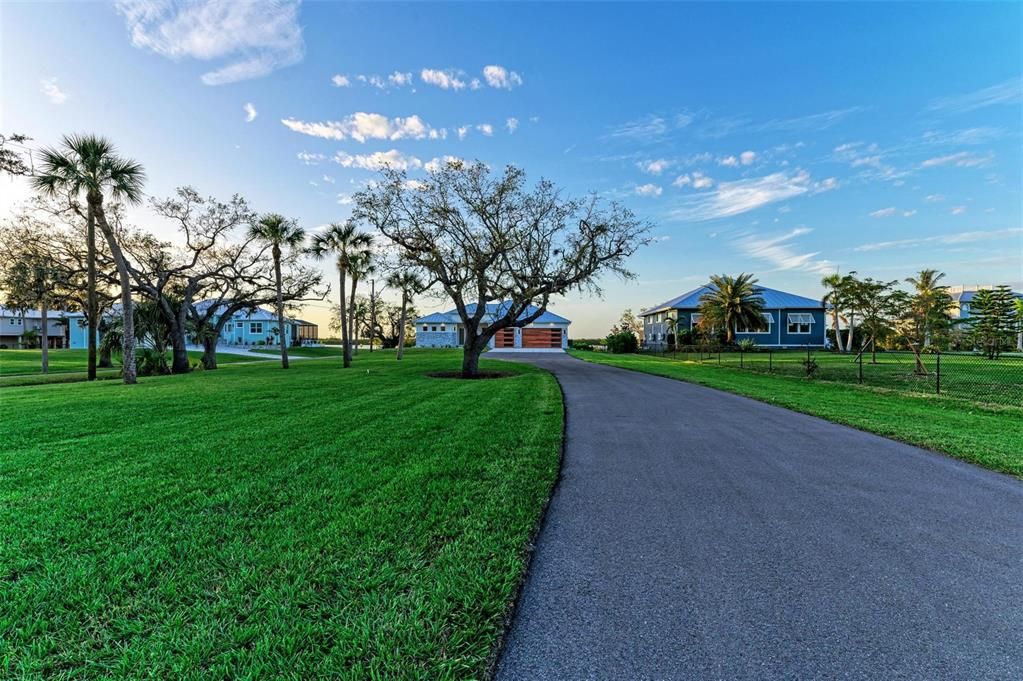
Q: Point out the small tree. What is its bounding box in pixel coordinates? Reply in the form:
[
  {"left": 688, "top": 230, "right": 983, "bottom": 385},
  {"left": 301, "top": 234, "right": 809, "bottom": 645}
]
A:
[
  {"left": 969, "top": 286, "right": 1016, "bottom": 359},
  {"left": 905, "top": 269, "right": 952, "bottom": 349},
  {"left": 852, "top": 277, "right": 903, "bottom": 363},
  {"left": 698, "top": 273, "right": 766, "bottom": 345},
  {"left": 386, "top": 271, "right": 425, "bottom": 360},
  {"left": 308, "top": 222, "right": 372, "bottom": 367},
  {"left": 353, "top": 161, "right": 649, "bottom": 377}
]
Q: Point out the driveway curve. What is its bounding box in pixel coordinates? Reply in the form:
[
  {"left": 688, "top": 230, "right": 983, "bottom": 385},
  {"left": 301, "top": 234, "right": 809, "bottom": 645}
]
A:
[{"left": 494, "top": 353, "right": 1023, "bottom": 680}]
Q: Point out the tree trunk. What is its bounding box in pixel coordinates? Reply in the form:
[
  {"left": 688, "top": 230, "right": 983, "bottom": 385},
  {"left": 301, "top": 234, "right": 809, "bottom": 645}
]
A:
[
  {"left": 396, "top": 293, "right": 408, "bottom": 360},
  {"left": 339, "top": 269, "right": 350, "bottom": 367},
  {"left": 832, "top": 309, "right": 842, "bottom": 352},
  {"left": 349, "top": 275, "right": 359, "bottom": 357},
  {"left": 369, "top": 279, "right": 376, "bottom": 353},
  {"left": 274, "top": 248, "right": 289, "bottom": 369},
  {"left": 845, "top": 313, "right": 855, "bottom": 353},
  {"left": 461, "top": 338, "right": 485, "bottom": 377},
  {"left": 40, "top": 300, "right": 49, "bottom": 373},
  {"left": 202, "top": 334, "right": 219, "bottom": 370},
  {"left": 86, "top": 204, "right": 98, "bottom": 380},
  {"left": 92, "top": 195, "right": 137, "bottom": 384}
]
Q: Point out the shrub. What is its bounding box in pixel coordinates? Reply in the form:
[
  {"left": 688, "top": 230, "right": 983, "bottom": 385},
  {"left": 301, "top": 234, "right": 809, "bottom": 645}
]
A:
[
  {"left": 136, "top": 348, "right": 170, "bottom": 376},
  {"left": 605, "top": 329, "right": 638, "bottom": 354},
  {"left": 738, "top": 338, "right": 757, "bottom": 351}
]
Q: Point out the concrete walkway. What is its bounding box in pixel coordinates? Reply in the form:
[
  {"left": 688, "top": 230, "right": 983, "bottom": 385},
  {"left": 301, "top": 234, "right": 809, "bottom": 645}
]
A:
[{"left": 495, "top": 354, "right": 1023, "bottom": 680}]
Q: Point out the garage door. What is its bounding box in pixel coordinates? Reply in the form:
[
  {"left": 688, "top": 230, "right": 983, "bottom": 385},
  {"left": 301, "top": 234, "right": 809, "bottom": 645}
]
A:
[
  {"left": 522, "top": 328, "right": 562, "bottom": 348},
  {"left": 495, "top": 328, "right": 516, "bottom": 348}
]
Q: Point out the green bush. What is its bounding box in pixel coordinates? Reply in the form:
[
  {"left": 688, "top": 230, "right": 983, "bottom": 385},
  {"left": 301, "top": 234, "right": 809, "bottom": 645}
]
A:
[
  {"left": 605, "top": 329, "right": 638, "bottom": 354},
  {"left": 738, "top": 338, "right": 757, "bottom": 351}
]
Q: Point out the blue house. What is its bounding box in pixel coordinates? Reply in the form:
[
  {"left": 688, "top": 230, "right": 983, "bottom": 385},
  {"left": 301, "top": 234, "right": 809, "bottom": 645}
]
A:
[
  {"left": 193, "top": 301, "right": 300, "bottom": 347},
  {"left": 415, "top": 302, "right": 571, "bottom": 351},
  {"left": 641, "top": 284, "right": 826, "bottom": 348}
]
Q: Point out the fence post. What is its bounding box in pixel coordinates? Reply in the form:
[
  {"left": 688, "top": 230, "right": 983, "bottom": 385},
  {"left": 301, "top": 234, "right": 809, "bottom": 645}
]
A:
[
  {"left": 858, "top": 350, "right": 863, "bottom": 384},
  {"left": 769, "top": 350, "right": 773, "bottom": 372},
  {"left": 935, "top": 351, "right": 941, "bottom": 395},
  {"left": 717, "top": 349, "right": 721, "bottom": 364},
  {"left": 740, "top": 350, "right": 744, "bottom": 369}
]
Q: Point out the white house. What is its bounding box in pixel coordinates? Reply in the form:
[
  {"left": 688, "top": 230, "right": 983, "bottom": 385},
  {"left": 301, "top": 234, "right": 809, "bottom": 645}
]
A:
[{"left": 415, "top": 302, "right": 571, "bottom": 351}]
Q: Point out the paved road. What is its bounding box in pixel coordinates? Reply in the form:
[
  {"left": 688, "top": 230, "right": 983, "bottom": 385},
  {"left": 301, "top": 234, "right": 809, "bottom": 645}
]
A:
[{"left": 494, "top": 354, "right": 1023, "bottom": 680}]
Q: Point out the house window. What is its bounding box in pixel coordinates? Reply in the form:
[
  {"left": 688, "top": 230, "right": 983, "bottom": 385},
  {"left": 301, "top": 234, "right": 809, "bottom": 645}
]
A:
[
  {"left": 431, "top": 326, "right": 438, "bottom": 332},
  {"left": 690, "top": 313, "right": 703, "bottom": 330},
  {"left": 787, "top": 313, "right": 813, "bottom": 334},
  {"left": 250, "top": 322, "right": 263, "bottom": 334},
  {"left": 422, "top": 325, "right": 428, "bottom": 332},
  {"left": 226, "top": 323, "right": 233, "bottom": 331},
  {"left": 440, "top": 325, "right": 446, "bottom": 332},
  {"left": 737, "top": 313, "right": 774, "bottom": 334}
]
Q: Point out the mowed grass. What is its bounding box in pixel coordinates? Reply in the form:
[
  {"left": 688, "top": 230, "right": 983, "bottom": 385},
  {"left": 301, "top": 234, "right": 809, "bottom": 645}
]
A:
[
  {"left": 654, "top": 347, "right": 1023, "bottom": 405},
  {"left": 0, "top": 350, "right": 257, "bottom": 388},
  {"left": 249, "top": 346, "right": 347, "bottom": 358},
  {"left": 0, "top": 351, "right": 562, "bottom": 679},
  {"left": 570, "top": 350, "right": 1023, "bottom": 477}
]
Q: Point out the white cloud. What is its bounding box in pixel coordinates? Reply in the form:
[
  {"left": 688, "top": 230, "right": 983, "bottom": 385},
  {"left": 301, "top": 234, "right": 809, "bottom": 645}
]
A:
[
  {"left": 337, "top": 193, "right": 353, "bottom": 205},
  {"left": 506, "top": 117, "right": 519, "bottom": 134},
  {"left": 421, "top": 68, "right": 466, "bottom": 90},
  {"left": 672, "top": 174, "right": 692, "bottom": 188},
  {"left": 924, "top": 194, "right": 944, "bottom": 202},
  {"left": 322, "top": 175, "right": 335, "bottom": 184},
  {"left": 456, "top": 125, "right": 470, "bottom": 140},
  {"left": 669, "top": 170, "right": 819, "bottom": 221},
  {"left": 854, "top": 227, "right": 1022, "bottom": 252},
  {"left": 869, "top": 207, "right": 897, "bottom": 218},
  {"left": 609, "top": 114, "right": 668, "bottom": 140},
  {"left": 243, "top": 102, "right": 257, "bottom": 122},
  {"left": 116, "top": 0, "right": 304, "bottom": 85},
  {"left": 691, "top": 171, "right": 714, "bottom": 189},
  {"left": 739, "top": 150, "right": 756, "bottom": 165},
  {"left": 738, "top": 227, "right": 836, "bottom": 273},
  {"left": 388, "top": 71, "right": 412, "bottom": 86},
  {"left": 529, "top": 116, "right": 540, "bottom": 123},
  {"left": 635, "top": 183, "right": 663, "bottom": 197},
  {"left": 334, "top": 149, "right": 422, "bottom": 171},
  {"left": 951, "top": 206, "right": 967, "bottom": 215},
  {"left": 718, "top": 155, "right": 739, "bottom": 167},
  {"left": 482, "top": 64, "right": 523, "bottom": 89},
  {"left": 638, "top": 159, "right": 672, "bottom": 175},
  {"left": 470, "top": 78, "right": 482, "bottom": 90},
  {"left": 425, "top": 155, "right": 464, "bottom": 173},
  {"left": 476, "top": 123, "right": 494, "bottom": 136},
  {"left": 902, "top": 209, "right": 917, "bottom": 217},
  {"left": 331, "top": 74, "right": 351, "bottom": 87},
  {"left": 40, "top": 78, "right": 68, "bottom": 104},
  {"left": 920, "top": 151, "right": 993, "bottom": 168},
  {"left": 297, "top": 151, "right": 326, "bottom": 165},
  {"left": 927, "top": 77, "right": 1023, "bottom": 113},
  {"left": 281, "top": 113, "right": 442, "bottom": 142}
]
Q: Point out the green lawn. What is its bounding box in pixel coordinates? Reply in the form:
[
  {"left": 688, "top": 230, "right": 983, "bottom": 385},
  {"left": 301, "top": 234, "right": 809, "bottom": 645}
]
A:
[
  {"left": 642, "top": 347, "right": 1023, "bottom": 406},
  {"left": 570, "top": 350, "right": 1023, "bottom": 477},
  {"left": 0, "top": 351, "right": 562, "bottom": 679},
  {"left": 0, "top": 349, "right": 257, "bottom": 388},
  {"left": 249, "top": 346, "right": 346, "bottom": 358}
]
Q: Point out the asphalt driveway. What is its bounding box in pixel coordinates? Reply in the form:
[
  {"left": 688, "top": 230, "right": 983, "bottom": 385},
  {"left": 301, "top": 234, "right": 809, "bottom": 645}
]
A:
[{"left": 494, "top": 353, "right": 1023, "bottom": 680}]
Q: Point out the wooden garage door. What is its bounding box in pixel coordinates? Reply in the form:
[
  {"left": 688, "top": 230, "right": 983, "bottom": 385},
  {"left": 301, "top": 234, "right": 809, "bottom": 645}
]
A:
[
  {"left": 522, "top": 328, "right": 562, "bottom": 348},
  {"left": 495, "top": 328, "right": 516, "bottom": 348}
]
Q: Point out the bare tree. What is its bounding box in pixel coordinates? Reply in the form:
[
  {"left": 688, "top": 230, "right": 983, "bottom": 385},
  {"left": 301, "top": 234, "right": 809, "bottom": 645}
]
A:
[{"left": 353, "top": 161, "right": 649, "bottom": 377}]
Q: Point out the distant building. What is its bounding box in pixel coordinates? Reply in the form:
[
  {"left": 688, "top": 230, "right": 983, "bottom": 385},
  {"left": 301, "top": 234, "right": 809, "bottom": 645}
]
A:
[
  {"left": 0, "top": 306, "right": 69, "bottom": 349},
  {"left": 948, "top": 285, "right": 1023, "bottom": 322},
  {"left": 640, "top": 284, "right": 826, "bottom": 348},
  {"left": 193, "top": 300, "right": 312, "bottom": 346},
  {"left": 415, "top": 302, "right": 570, "bottom": 351}
]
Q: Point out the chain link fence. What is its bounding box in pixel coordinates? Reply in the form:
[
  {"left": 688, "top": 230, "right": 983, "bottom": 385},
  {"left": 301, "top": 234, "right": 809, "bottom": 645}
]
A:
[{"left": 638, "top": 345, "right": 1023, "bottom": 407}]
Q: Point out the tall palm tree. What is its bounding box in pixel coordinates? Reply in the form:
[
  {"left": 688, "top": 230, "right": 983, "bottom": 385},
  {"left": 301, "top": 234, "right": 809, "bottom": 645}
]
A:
[
  {"left": 386, "top": 270, "right": 424, "bottom": 360},
  {"left": 905, "top": 268, "right": 948, "bottom": 347},
  {"left": 308, "top": 221, "right": 372, "bottom": 367},
  {"left": 32, "top": 134, "right": 145, "bottom": 384},
  {"left": 1014, "top": 297, "right": 1023, "bottom": 352},
  {"left": 698, "top": 273, "right": 766, "bottom": 345},
  {"left": 347, "top": 245, "right": 375, "bottom": 355},
  {"left": 249, "top": 214, "right": 305, "bottom": 369}
]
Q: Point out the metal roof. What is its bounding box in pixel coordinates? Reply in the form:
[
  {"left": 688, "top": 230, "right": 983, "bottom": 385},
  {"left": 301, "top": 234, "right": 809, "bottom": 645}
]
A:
[
  {"left": 415, "top": 301, "right": 571, "bottom": 325},
  {"left": 643, "top": 284, "right": 824, "bottom": 315}
]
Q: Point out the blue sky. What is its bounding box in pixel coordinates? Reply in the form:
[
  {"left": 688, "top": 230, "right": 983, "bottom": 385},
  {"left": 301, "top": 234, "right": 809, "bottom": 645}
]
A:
[{"left": 2, "top": 1, "right": 1020, "bottom": 336}]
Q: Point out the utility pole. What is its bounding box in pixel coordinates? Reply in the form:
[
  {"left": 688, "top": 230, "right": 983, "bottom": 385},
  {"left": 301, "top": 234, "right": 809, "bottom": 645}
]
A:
[{"left": 369, "top": 279, "right": 376, "bottom": 352}]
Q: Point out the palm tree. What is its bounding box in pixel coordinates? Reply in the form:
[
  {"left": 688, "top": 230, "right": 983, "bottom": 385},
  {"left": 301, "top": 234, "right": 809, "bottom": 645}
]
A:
[
  {"left": 698, "top": 273, "right": 766, "bottom": 345},
  {"left": 347, "top": 245, "right": 375, "bottom": 355},
  {"left": 32, "top": 134, "right": 145, "bottom": 384},
  {"left": 249, "top": 214, "right": 305, "bottom": 369},
  {"left": 386, "top": 270, "right": 424, "bottom": 360},
  {"left": 1014, "top": 297, "right": 1023, "bottom": 352},
  {"left": 905, "top": 269, "right": 949, "bottom": 348},
  {"left": 308, "top": 221, "right": 372, "bottom": 367},
  {"left": 821, "top": 272, "right": 846, "bottom": 352}
]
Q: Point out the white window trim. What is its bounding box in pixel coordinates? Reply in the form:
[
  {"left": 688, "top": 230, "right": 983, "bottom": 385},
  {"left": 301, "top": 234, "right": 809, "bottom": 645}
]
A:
[
  {"left": 690, "top": 313, "right": 703, "bottom": 330},
  {"left": 786, "top": 313, "right": 813, "bottom": 335},
  {"left": 250, "top": 322, "right": 263, "bottom": 334}
]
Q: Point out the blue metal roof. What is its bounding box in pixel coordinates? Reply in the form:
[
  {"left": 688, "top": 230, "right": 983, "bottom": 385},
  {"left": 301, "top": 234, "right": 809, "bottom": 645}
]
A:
[
  {"left": 644, "top": 284, "right": 823, "bottom": 314},
  {"left": 952, "top": 289, "right": 1022, "bottom": 303},
  {"left": 415, "top": 301, "right": 571, "bottom": 325}
]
